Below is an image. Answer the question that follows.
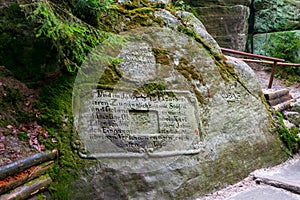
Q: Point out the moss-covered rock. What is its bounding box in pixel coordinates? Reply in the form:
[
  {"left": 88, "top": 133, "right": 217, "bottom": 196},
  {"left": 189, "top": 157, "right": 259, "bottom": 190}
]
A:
[
  {"left": 253, "top": 0, "right": 300, "bottom": 33},
  {"left": 0, "top": 1, "right": 290, "bottom": 199},
  {"left": 66, "top": 25, "right": 287, "bottom": 199}
]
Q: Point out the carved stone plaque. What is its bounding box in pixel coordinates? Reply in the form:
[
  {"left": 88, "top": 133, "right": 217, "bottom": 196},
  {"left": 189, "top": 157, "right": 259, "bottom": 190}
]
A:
[{"left": 78, "top": 89, "right": 201, "bottom": 158}]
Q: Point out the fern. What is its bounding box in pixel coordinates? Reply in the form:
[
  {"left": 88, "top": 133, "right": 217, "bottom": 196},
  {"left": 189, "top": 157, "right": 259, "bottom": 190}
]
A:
[{"left": 18, "top": 0, "right": 124, "bottom": 72}]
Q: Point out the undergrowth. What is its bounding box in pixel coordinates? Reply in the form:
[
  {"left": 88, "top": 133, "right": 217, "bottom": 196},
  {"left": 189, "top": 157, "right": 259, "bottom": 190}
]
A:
[
  {"left": 263, "top": 31, "right": 300, "bottom": 84},
  {"left": 275, "top": 110, "right": 300, "bottom": 154},
  {"left": 19, "top": 0, "right": 126, "bottom": 72}
]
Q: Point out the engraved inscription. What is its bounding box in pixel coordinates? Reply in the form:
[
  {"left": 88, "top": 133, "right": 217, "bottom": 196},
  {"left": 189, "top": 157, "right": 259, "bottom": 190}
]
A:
[
  {"left": 222, "top": 92, "right": 241, "bottom": 102},
  {"left": 118, "top": 41, "right": 156, "bottom": 81},
  {"left": 222, "top": 86, "right": 241, "bottom": 102},
  {"left": 72, "top": 27, "right": 205, "bottom": 173},
  {"left": 77, "top": 89, "right": 201, "bottom": 157}
]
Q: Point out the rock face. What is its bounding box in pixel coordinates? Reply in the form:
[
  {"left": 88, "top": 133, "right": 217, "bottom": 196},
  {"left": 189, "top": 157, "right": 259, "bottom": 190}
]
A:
[
  {"left": 253, "top": 0, "right": 300, "bottom": 33},
  {"left": 248, "top": 0, "right": 300, "bottom": 61},
  {"left": 69, "top": 5, "right": 288, "bottom": 199},
  {"left": 184, "top": 0, "right": 300, "bottom": 59},
  {"left": 194, "top": 5, "right": 249, "bottom": 51},
  {"left": 185, "top": 1, "right": 250, "bottom": 51}
]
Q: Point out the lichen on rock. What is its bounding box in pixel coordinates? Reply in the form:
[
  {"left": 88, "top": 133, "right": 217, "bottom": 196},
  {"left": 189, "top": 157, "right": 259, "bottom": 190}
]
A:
[{"left": 67, "top": 6, "right": 288, "bottom": 198}]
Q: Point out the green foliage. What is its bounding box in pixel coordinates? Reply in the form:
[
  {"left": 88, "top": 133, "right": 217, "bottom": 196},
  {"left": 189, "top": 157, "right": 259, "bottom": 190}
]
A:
[
  {"left": 17, "top": 132, "right": 30, "bottom": 141},
  {"left": 69, "top": 0, "right": 114, "bottom": 25},
  {"left": 275, "top": 111, "right": 300, "bottom": 154},
  {"left": 172, "top": 0, "right": 200, "bottom": 18},
  {"left": 18, "top": 0, "right": 124, "bottom": 72},
  {"left": 0, "top": 3, "right": 58, "bottom": 85},
  {"left": 264, "top": 32, "right": 300, "bottom": 63},
  {"left": 263, "top": 32, "right": 300, "bottom": 83},
  {"left": 273, "top": 66, "right": 300, "bottom": 85},
  {"left": 19, "top": 0, "right": 103, "bottom": 72}
]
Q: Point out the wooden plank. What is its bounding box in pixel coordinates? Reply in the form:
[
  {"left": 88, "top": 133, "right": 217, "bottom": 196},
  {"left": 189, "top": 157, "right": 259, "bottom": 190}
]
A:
[
  {"left": 0, "top": 175, "right": 52, "bottom": 200},
  {"left": 0, "top": 161, "right": 54, "bottom": 194},
  {"left": 0, "top": 150, "right": 57, "bottom": 180}
]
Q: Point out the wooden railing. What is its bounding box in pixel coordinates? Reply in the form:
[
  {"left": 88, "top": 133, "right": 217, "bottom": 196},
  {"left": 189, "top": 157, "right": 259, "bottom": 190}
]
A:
[{"left": 220, "top": 47, "right": 300, "bottom": 89}]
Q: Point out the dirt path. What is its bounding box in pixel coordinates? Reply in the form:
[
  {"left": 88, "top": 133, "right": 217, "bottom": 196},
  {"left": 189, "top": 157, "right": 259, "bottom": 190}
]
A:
[{"left": 250, "top": 63, "right": 300, "bottom": 101}]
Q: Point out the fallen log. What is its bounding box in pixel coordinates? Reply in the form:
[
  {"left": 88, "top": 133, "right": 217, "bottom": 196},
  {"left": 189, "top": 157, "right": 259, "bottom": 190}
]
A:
[
  {"left": 0, "top": 150, "right": 57, "bottom": 180},
  {"left": 0, "top": 161, "right": 54, "bottom": 195},
  {"left": 0, "top": 175, "right": 52, "bottom": 200}
]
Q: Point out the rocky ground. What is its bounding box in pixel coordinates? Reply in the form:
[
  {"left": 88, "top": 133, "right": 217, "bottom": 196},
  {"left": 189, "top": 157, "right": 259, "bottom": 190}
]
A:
[{"left": 196, "top": 154, "right": 300, "bottom": 200}]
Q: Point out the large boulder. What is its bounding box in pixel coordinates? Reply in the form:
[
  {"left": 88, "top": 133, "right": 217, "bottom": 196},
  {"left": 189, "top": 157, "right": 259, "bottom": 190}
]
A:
[
  {"left": 67, "top": 5, "right": 288, "bottom": 199},
  {"left": 194, "top": 5, "right": 250, "bottom": 50},
  {"left": 253, "top": 0, "right": 300, "bottom": 33}
]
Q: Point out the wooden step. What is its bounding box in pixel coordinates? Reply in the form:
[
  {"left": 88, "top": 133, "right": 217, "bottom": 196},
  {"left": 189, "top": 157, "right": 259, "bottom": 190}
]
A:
[{"left": 263, "top": 89, "right": 293, "bottom": 107}]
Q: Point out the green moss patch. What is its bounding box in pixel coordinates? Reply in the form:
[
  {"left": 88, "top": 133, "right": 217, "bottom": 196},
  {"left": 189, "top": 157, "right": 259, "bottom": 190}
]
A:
[
  {"left": 275, "top": 111, "right": 300, "bottom": 154},
  {"left": 97, "top": 3, "right": 164, "bottom": 33},
  {"left": 152, "top": 48, "right": 170, "bottom": 65},
  {"left": 97, "top": 62, "right": 123, "bottom": 88},
  {"left": 35, "top": 73, "right": 99, "bottom": 198}
]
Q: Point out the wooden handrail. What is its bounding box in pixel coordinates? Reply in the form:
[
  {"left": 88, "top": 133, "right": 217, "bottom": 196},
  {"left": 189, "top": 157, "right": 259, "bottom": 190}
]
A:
[
  {"left": 220, "top": 47, "right": 286, "bottom": 89},
  {"left": 240, "top": 59, "right": 300, "bottom": 67},
  {"left": 220, "top": 47, "right": 285, "bottom": 62}
]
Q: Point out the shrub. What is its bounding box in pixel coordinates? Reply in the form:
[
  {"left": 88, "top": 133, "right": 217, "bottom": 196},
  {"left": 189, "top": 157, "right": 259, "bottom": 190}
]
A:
[{"left": 263, "top": 31, "right": 300, "bottom": 82}]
